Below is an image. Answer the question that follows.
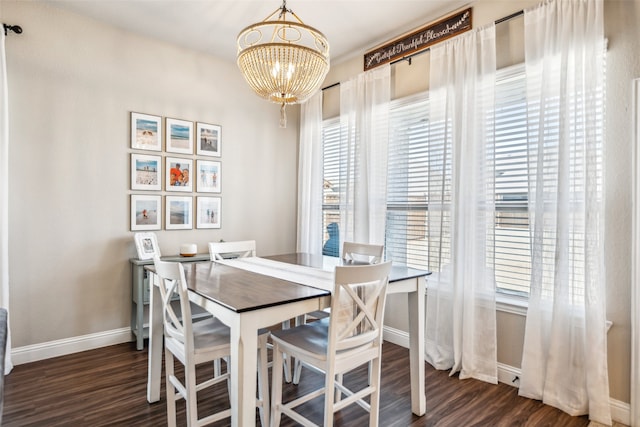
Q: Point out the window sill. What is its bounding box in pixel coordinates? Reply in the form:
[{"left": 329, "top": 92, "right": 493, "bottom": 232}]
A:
[{"left": 496, "top": 293, "right": 529, "bottom": 316}]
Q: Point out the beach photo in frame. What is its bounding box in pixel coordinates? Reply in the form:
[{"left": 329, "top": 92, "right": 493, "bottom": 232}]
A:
[
  {"left": 131, "top": 112, "right": 162, "bottom": 151},
  {"left": 131, "top": 153, "right": 161, "bottom": 191},
  {"left": 131, "top": 194, "right": 161, "bottom": 231},
  {"left": 196, "top": 122, "right": 221, "bottom": 157},
  {"left": 196, "top": 196, "right": 221, "bottom": 229},
  {"left": 166, "top": 118, "right": 194, "bottom": 154},
  {"left": 196, "top": 160, "right": 221, "bottom": 193},
  {"left": 133, "top": 232, "right": 161, "bottom": 260},
  {"left": 166, "top": 156, "right": 193, "bottom": 192},
  {"left": 166, "top": 196, "right": 193, "bottom": 230}
]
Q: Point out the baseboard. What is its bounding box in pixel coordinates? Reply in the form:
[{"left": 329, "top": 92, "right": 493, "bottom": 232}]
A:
[
  {"left": 382, "top": 325, "right": 631, "bottom": 426},
  {"left": 11, "top": 327, "right": 132, "bottom": 365}
]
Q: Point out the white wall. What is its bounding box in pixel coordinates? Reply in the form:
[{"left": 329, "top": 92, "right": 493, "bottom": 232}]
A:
[{"left": 2, "top": 2, "right": 299, "bottom": 347}]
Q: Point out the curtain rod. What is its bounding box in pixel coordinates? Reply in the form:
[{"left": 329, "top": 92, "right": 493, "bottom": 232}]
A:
[
  {"left": 3, "top": 24, "right": 23, "bottom": 36},
  {"left": 322, "top": 8, "right": 524, "bottom": 92}
]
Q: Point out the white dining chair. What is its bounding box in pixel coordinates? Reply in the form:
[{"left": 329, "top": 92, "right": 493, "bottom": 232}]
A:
[
  {"left": 208, "top": 240, "right": 293, "bottom": 383},
  {"left": 270, "top": 261, "right": 392, "bottom": 427},
  {"left": 208, "top": 240, "right": 256, "bottom": 260},
  {"left": 153, "top": 257, "right": 270, "bottom": 427},
  {"left": 294, "top": 242, "right": 385, "bottom": 384},
  {"left": 342, "top": 241, "right": 384, "bottom": 265}
]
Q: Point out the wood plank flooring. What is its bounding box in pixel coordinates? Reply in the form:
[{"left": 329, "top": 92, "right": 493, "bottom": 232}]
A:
[{"left": 2, "top": 341, "right": 591, "bottom": 426}]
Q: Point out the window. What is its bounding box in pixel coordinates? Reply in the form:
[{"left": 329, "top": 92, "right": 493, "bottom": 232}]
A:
[{"left": 321, "top": 63, "right": 603, "bottom": 298}]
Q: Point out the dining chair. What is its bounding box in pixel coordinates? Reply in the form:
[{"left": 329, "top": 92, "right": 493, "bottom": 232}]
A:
[
  {"left": 342, "top": 241, "right": 384, "bottom": 264},
  {"left": 208, "top": 240, "right": 256, "bottom": 260},
  {"left": 153, "top": 257, "right": 270, "bottom": 427},
  {"left": 270, "top": 261, "right": 392, "bottom": 427},
  {"left": 208, "top": 240, "right": 293, "bottom": 383},
  {"left": 294, "top": 242, "right": 385, "bottom": 384}
]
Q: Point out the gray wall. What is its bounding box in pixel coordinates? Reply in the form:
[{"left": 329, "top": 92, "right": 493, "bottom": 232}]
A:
[{"left": 3, "top": 2, "right": 299, "bottom": 346}]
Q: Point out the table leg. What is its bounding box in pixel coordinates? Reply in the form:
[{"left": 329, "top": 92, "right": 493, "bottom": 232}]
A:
[
  {"left": 408, "top": 276, "right": 426, "bottom": 415},
  {"left": 147, "top": 272, "right": 163, "bottom": 403},
  {"left": 229, "top": 316, "right": 259, "bottom": 426}
]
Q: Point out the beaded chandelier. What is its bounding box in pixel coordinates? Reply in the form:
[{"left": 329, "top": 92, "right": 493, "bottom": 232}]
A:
[{"left": 237, "top": 0, "right": 330, "bottom": 127}]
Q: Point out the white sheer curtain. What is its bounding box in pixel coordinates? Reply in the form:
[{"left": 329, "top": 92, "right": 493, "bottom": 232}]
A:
[
  {"left": 518, "top": 0, "right": 610, "bottom": 424},
  {"left": 0, "top": 30, "right": 13, "bottom": 374},
  {"left": 338, "top": 65, "right": 390, "bottom": 247},
  {"left": 297, "top": 91, "right": 324, "bottom": 255},
  {"left": 632, "top": 78, "right": 640, "bottom": 427},
  {"left": 425, "top": 24, "right": 497, "bottom": 383}
]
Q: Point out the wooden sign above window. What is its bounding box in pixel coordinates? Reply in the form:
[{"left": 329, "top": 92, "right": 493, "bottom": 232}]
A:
[{"left": 364, "top": 7, "right": 472, "bottom": 71}]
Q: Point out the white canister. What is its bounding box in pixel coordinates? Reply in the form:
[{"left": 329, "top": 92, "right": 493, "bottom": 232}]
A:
[{"left": 180, "top": 243, "right": 197, "bottom": 257}]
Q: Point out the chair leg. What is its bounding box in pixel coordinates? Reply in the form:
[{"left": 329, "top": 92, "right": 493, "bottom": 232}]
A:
[
  {"left": 164, "top": 349, "right": 177, "bottom": 427},
  {"left": 185, "top": 358, "right": 199, "bottom": 427},
  {"left": 257, "top": 334, "right": 270, "bottom": 427},
  {"left": 369, "top": 355, "right": 382, "bottom": 427},
  {"left": 270, "top": 344, "right": 284, "bottom": 427},
  {"left": 323, "top": 365, "right": 336, "bottom": 427},
  {"left": 292, "top": 357, "right": 302, "bottom": 385},
  {"left": 281, "top": 319, "right": 292, "bottom": 383}
]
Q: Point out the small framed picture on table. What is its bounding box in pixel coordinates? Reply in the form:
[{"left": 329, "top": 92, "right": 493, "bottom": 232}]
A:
[{"left": 133, "top": 232, "right": 161, "bottom": 260}]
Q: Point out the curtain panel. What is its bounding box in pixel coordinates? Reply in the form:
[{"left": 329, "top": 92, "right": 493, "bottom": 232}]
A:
[
  {"left": 0, "top": 31, "right": 13, "bottom": 374},
  {"left": 297, "top": 91, "right": 324, "bottom": 255},
  {"left": 518, "top": 0, "right": 610, "bottom": 424},
  {"left": 424, "top": 24, "right": 498, "bottom": 384},
  {"left": 338, "top": 65, "right": 391, "bottom": 248}
]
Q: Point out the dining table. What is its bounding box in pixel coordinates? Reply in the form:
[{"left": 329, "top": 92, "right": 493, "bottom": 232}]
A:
[{"left": 146, "top": 253, "right": 430, "bottom": 427}]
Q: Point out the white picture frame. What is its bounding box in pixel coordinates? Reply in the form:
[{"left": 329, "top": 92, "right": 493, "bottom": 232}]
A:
[
  {"left": 196, "top": 122, "right": 221, "bottom": 157},
  {"left": 131, "top": 112, "right": 162, "bottom": 151},
  {"left": 131, "top": 153, "right": 161, "bottom": 191},
  {"left": 131, "top": 194, "right": 162, "bottom": 231},
  {"left": 196, "top": 160, "right": 221, "bottom": 193},
  {"left": 196, "top": 196, "right": 221, "bottom": 229},
  {"left": 133, "top": 232, "right": 161, "bottom": 260},
  {"left": 166, "top": 118, "right": 194, "bottom": 154},
  {"left": 166, "top": 156, "right": 193, "bottom": 192},
  {"left": 166, "top": 196, "right": 193, "bottom": 230}
]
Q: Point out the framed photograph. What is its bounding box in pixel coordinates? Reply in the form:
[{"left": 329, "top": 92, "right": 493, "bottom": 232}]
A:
[
  {"left": 131, "top": 112, "right": 162, "bottom": 151},
  {"left": 166, "top": 118, "right": 194, "bottom": 154},
  {"left": 166, "top": 157, "right": 193, "bottom": 192},
  {"left": 196, "top": 122, "right": 221, "bottom": 157},
  {"left": 133, "top": 232, "right": 161, "bottom": 260},
  {"left": 166, "top": 196, "right": 193, "bottom": 230},
  {"left": 197, "top": 196, "right": 221, "bottom": 229},
  {"left": 196, "top": 160, "right": 221, "bottom": 193},
  {"left": 131, "top": 195, "right": 161, "bottom": 231},
  {"left": 131, "top": 153, "right": 161, "bottom": 191}
]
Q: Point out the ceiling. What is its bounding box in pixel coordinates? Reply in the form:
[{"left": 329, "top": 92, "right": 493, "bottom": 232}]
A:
[{"left": 43, "top": 0, "right": 470, "bottom": 64}]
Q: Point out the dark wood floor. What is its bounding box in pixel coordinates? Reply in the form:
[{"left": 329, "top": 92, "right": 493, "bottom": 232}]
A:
[{"left": 2, "top": 340, "right": 590, "bottom": 426}]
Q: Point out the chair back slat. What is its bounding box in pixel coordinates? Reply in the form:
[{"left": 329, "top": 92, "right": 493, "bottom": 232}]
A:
[
  {"left": 153, "top": 257, "right": 193, "bottom": 351},
  {"left": 208, "top": 240, "right": 256, "bottom": 261},
  {"left": 342, "top": 242, "right": 384, "bottom": 264},
  {"left": 329, "top": 262, "right": 391, "bottom": 354}
]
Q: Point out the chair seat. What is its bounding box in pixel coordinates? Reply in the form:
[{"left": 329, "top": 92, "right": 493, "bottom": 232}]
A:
[
  {"left": 271, "top": 318, "right": 330, "bottom": 358},
  {"left": 192, "top": 318, "right": 231, "bottom": 351}
]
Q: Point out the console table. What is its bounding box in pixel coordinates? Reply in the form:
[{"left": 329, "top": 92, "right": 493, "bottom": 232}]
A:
[{"left": 130, "top": 253, "right": 210, "bottom": 350}]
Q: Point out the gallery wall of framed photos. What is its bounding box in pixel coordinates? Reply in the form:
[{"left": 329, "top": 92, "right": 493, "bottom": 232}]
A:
[{"left": 129, "top": 112, "right": 222, "bottom": 231}]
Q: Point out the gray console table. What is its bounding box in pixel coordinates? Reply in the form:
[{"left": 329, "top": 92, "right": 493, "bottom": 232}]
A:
[{"left": 130, "top": 253, "right": 210, "bottom": 350}]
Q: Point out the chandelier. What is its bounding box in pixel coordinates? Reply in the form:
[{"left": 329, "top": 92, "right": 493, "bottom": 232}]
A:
[{"left": 237, "top": 0, "right": 330, "bottom": 128}]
